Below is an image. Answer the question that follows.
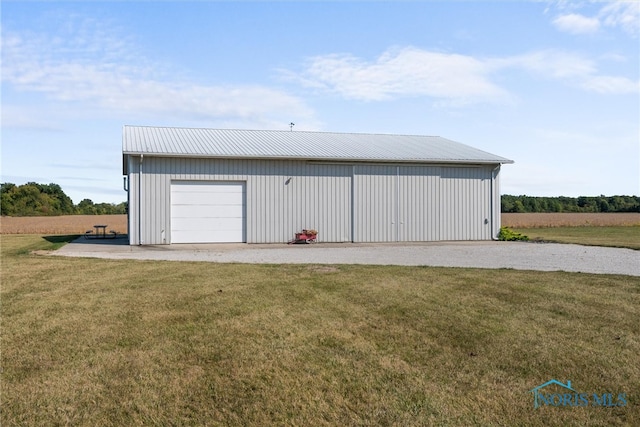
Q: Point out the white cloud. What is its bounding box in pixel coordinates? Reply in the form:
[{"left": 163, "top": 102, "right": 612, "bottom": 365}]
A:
[
  {"left": 1, "top": 21, "right": 317, "bottom": 130},
  {"left": 600, "top": 1, "right": 640, "bottom": 36},
  {"left": 552, "top": 13, "right": 600, "bottom": 34},
  {"left": 285, "top": 47, "right": 509, "bottom": 104},
  {"left": 499, "top": 50, "right": 596, "bottom": 79},
  {"left": 551, "top": 1, "right": 639, "bottom": 37},
  {"left": 502, "top": 50, "right": 639, "bottom": 94},
  {"left": 286, "top": 47, "right": 638, "bottom": 102},
  {"left": 581, "top": 75, "right": 640, "bottom": 94}
]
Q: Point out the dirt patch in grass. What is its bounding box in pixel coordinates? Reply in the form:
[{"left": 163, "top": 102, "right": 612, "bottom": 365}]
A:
[
  {"left": 502, "top": 213, "right": 640, "bottom": 228},
  {"left": 307, "top": 265, "right": 341, "bottom": 273},
  {"left": 0, "top": 214, "right": 127, "bottom": 234}
]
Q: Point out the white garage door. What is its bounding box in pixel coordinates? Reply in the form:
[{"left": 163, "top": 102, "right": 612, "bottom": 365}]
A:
[{"left": 171, "top": 181, "right": 245, "bottom": 243}]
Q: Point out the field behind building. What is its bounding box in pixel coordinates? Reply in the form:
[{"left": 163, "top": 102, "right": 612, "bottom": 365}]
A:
[
  {"left": 0, "top": 214, "right": 127, "bottom": 235},
  {"left": 502, "top": 212, "right": 640, "bottom": 228},
  {"left": 1, "top": 213, "right": 639, "bottom": 235},
  {"left": 502, "top": 213, "right": 640, "bottom": 250}
]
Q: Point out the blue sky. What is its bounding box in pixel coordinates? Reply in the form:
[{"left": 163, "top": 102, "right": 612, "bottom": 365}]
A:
[{"left": 2, "top": 1, "right": 638, "bottom": 204}]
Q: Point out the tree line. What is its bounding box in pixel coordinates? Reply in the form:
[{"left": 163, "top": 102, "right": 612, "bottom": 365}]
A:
[
  {"left": 1, "top": 182, "right": 127, "bottom": 216},
  {"left": 501, "top": 194, "right": 639, "bottom": 213},
  {"left": 1, "top": 181, "right": 638, "bottom": 216}
]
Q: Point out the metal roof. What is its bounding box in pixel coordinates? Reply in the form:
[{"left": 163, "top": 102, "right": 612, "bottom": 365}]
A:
[{"left": 122, "top": 126, "right": 513, "bottom": 164}]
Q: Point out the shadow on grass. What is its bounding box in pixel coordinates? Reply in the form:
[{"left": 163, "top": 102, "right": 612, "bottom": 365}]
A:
[
  {"left": 42, "top": 234, "right": 129, "bottom": 251},
  {"left": 42, "top": 235, "right": 83, "bottom": 251},
  {"left": 43, "top": 235, "right": 81, "bottom": 245},
  {"left": 54, "top": 234, "right": 129, "bottom": 247}
]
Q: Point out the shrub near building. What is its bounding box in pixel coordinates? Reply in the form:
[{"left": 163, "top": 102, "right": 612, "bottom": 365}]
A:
[{"left": 498, "top": 227, "right": 529, "bottom": 241}]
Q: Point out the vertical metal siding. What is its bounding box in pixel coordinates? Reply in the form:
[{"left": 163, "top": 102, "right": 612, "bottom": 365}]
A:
[
  {"left": 134, "top": 157, "right": 351, "bottom": 244},
  {"left": 131, "top": 156, "right": 499, "bottom": 244},
  {"left": 126, "top": 155, "right": 160, "bottom": 245},
  {"left": 353, "top": 165, "right": 397, "bottom": 242},
  {"left": 439, "top": 167, "right": 492, "bottom": 240},
  {"left": 491, "top": 166, "right": 502, "bottom": 239},
  {"left": 397, "top": 166, "right": 441, "bottom": 241},
  {"left": 354, "top": 165, "right": 441, "bottom": 242},
  {"left": 135, "top": 158, "right": 169, "bottom": 245},
  {"left": 127, "top": 156, "right": 139, "bottom": 245},
  {"left": 249, "top": 162, "right": 352, "bottom": 243}
]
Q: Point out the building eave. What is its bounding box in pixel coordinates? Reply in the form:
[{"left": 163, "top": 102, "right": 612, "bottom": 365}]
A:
[{"left": 122, "top": 151, "right": 514, "bottom": 167}]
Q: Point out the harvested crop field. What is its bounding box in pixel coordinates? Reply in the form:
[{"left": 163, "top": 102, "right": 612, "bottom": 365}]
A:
[
  {"left": 501, "top": 212, "right": 640, "bottom": 228},
  {"left": 2, "top": 213, "right": 639, "bottom": 235},
  {"left": 0, "top": 215, "right": 127, "bottom": 235}
]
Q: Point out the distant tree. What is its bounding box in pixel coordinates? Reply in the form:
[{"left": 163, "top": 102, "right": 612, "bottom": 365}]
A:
[
  {"left": 1, "top": 183, "right": 17, "bottom": 215},
  {"left": 0, "top": 182, "right": 127, "bottom": 216},
  {"left": 77, "top": 199, "right": 97, "bottom": 215},
  {"left": 41, "top": 183, "right": 75, "bottom": 214},
  {"left": 501, "top": 194, "right": 639, "bottom": 213},
  {"left": 522, "top": 196, "right": 541, "bottom": 213},
  {"left": 597, "top": 197, "right": 610, "bottom": 212},
  {"left": 513, "top": 200, "right": 526, "bottom": 213},
  {"left": 559, "top": 196, "right": 578, "bottom": 212},
  {"left": 501, "top": 194, "right": 516, "bottom": 213},
  {"left": 77, "top": 200, "right": 127, "bottom": 215},
  {"left": 11, "top": 183, "right": 53, "bottom": 216},
  {"left": 548, "top": 199, "right": 562, "bottom": 212}
]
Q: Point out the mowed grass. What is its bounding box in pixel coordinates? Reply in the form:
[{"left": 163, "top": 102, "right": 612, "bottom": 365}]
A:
[
  {"left": 511, "top": 226, "right": 640, "bottom": 250},
  {"left": 2, "top": 235, "right": 639, "bottom": 426}
]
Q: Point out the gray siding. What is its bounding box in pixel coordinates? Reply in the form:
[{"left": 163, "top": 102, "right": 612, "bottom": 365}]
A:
[
  {"left": 128, "top": 157, "right": 351, "bottom": 244},
  {"left": 490, "top": 165, "right": 502, "bottom": 239},
  {"left": 353, "top": 165, "right": 397, "bottom": 242},
  {"left": 353, "top": 165, "right": 441, "bottom": 242},
  {"left": 439, "top": 167, "right": 492, "bottom": 240},
  {"left": 398, "top": 166, "right": 441, "bottom": 242},
  {"left": 127, "top": 156, "right": 501, "bottom": 244}
]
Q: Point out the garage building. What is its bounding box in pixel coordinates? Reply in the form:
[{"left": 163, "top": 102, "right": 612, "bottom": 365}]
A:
[{"left": 122, "top": 126, "right": 513, "bottom": 245}]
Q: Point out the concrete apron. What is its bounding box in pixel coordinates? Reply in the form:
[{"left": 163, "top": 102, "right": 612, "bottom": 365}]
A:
[{"left": 50, "top": 236, "right": 640, "bottom": 277}]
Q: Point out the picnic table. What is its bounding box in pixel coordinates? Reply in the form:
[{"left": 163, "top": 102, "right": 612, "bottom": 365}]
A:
[
  {"left": 84, "top": 225, "right": 117, "bottom": 239},
  {"left": 94, "top": 224, "right": 107, "bottom": 238}
]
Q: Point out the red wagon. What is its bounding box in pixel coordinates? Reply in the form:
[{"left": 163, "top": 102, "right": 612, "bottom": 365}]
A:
[{"left": 288, "top": 229, "right": 318, "bottom": 244}]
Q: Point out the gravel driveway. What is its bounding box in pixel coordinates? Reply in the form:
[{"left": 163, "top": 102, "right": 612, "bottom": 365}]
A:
[{"left": 53, "top": 238, "right": 640, "bottom": 276}]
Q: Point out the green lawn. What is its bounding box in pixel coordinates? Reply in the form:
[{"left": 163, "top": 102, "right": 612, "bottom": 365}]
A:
[
  {"left": 511, "top": 226, "right": 640, "bottom": 250},
  {"left": 2, "top": 235, "right": 639, "bottom": 426}
]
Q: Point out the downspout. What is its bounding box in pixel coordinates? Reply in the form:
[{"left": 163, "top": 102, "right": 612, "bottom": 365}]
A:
[
  {"left": 396, "top": 166, "right": 400, "bottom": 242},
  {"left": 123, "top": 176, "right": 129, "bottom": 243},
  {"left": 491, "top": 164, "right": 500, "bottom": 240},
  {"left": 351, "top": 164, "right": 355, "bottom": 243},
  {"left": 138, "top": 154, "right": 143, "bottom": 245}
]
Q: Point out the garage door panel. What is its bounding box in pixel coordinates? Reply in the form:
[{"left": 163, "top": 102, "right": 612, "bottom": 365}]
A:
[
  {"left": 171, "top": 191, "right": 243, "bottom": 205},
  {"left": 171, "top": 181, "right": 245, "bottom": 243},
  {"left": 172, "top": 217, "right": 244, "bottom": 231},
  {"left": 172, "top": 229, "right": 242, "bottom": 244},
  {"left": 172, "top": 204, "right": 243, "bottom": 218},
  {"left": 174, "top": 183, "right": 243, "bottom": 194}
]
